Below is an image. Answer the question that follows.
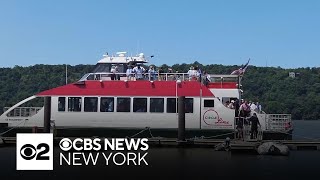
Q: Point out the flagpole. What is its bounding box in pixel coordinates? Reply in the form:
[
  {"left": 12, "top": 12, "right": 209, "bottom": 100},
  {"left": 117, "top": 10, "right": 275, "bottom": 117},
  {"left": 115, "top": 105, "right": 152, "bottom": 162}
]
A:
[{"left": 65, "top": 64, "right": 68, "bottom": 85}]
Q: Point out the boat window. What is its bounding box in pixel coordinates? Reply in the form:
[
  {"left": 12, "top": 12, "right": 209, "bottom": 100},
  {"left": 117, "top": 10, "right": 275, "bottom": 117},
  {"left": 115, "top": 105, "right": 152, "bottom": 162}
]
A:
[
  {"left": 204, "top": 100, "right": 214, "bottom": 107},
  {"left": 86, "top": 74, "right": 95, "bottom": 80},
  {"left": 100, "top": 97, "right": 114, "bottom": 112},
  {"left": 117, "top": 98, "right": 131, "bottom": 112},
  {"left": 92, "top": 63, "right": 111, "bottom": 73},
  {"left": 58, "top": 97, "right": 65, "bottom": 112},
  {"left": 94, "top": 74, "right": 101, "bottom": 80},
  {"left": 167, "top": 98, "right": 177, "bottom": 113},
  {"left": 185, "top": 98, "right": 193, "bottom": 113},
  {"left": 150, "top": 98, "right": 164, "bottom": 113},
  {"left": 68, "top": 97, "right": 82, "bottom": 112},
  {"left": 133, "top": 98, "right": 147, "bottom": 112},
  {"left": 222, "top": 97, "right": 228, "bottom": 104},
  {"left": 113, "top": 64, "right": 127, "bottom": 73},
  {"left": 167, "top": 98, "right": 193, "bottom": 113},
  {"left": 79, "top": 73, "right": 89, "bottom": 81},
  {"left": 84, "top": 97, "right": 98, "bottom": 112}
]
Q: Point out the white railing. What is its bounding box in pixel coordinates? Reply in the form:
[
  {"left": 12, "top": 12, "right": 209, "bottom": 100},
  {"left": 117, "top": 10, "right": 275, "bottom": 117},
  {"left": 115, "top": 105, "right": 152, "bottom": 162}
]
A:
[
  {"left": 79, "top": 72, "right": 240, "bottom": 83},
  {"left": 4, "top": 107, "right": 43, "bottom": 117},
  {"left": 266, "top": 114, "right": 292, "bottom": 131}
]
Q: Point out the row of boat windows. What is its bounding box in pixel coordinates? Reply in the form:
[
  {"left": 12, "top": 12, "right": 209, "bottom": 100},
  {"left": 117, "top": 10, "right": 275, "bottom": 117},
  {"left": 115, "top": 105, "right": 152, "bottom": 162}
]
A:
[{"left": 57, "top": 97, "right": 204, "bottom": 113}]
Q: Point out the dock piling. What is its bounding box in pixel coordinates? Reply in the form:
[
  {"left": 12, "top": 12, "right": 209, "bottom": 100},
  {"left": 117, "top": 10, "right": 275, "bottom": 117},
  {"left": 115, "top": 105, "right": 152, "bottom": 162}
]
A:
[
  {"left": 178, "top": 96, "right": 186, "bottom": 142},
  {"left": 44, "top": 96, "right": 51, "bottom": 133}
]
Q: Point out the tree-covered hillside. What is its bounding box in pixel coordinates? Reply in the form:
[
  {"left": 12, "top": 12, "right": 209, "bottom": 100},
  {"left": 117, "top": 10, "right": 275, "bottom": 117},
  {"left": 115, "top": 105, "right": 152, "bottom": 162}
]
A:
[{"left": 0, "top": 63, "right": 319, "bottom": 120}]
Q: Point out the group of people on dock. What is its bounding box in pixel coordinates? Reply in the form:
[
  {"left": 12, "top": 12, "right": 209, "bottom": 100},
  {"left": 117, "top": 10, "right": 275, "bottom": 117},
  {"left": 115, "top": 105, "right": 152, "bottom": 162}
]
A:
[
  {"left": 224, "top": 100, "right": 262, "bottom": 113},
  {"left": 234, "top": 99, "right": 262, "bottom": 140}
]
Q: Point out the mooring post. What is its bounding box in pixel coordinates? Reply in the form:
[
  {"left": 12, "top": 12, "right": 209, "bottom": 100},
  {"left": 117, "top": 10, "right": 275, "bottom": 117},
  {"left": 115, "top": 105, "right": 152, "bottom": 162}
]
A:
[
  {"left": 178, "top": 96, "right": 186, "bottom": 142},
  {"left": 43, "top": 96, "right": 51, "bottom": 133}
]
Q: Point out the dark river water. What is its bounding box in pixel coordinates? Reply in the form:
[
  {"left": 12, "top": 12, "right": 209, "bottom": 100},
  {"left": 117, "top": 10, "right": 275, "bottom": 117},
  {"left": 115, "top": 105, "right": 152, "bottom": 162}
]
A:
[
  {"left": 0, "top": 120, "right": 320, "bottom": 180},
  {"left": 292, "top": 120, "right": 320, "bottom": 140}
]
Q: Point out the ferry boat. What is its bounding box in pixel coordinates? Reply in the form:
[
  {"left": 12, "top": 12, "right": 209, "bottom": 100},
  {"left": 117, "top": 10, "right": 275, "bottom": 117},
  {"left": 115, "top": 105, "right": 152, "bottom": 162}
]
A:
[{"left": 0, "top": 52, "right": 293, "bottom": 140}]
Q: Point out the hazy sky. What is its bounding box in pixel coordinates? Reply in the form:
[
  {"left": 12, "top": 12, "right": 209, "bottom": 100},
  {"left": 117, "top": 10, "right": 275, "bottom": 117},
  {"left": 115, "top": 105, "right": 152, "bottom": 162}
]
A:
[{"left": 0, "top": 0, "right": 319, "bottom": 68}]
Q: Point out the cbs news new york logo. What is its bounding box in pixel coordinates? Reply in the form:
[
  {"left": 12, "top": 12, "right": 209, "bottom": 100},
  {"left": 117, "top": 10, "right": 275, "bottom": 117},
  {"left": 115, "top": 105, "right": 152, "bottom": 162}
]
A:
[
  {"left": 16, "top": 133, "right": 149, "bottom": 170},
  {"left": 16, "top": 133, "right": 53, "bottom": 170}
]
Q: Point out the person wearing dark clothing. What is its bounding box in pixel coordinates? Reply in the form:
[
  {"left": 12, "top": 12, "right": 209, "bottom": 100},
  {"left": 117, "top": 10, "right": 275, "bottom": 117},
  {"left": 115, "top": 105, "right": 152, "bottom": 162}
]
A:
[
  {"left": 234, "top": 99, "right": 240, "bottom": 117},
  {"left": 236, "top": 117, "right": 244, "bottom": 140},
  {"left": 248, "top": 113, "right": 260, "bottom": 139},
  {"left": 158, "top": 67, "right": 165, "bottom": 81}
]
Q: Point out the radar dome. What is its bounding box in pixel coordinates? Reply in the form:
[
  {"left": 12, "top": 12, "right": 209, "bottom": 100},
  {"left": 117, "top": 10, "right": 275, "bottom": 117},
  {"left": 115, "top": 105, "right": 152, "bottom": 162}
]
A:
[{"left": 139, "top": 53, "right": 145, "bottom": 58}]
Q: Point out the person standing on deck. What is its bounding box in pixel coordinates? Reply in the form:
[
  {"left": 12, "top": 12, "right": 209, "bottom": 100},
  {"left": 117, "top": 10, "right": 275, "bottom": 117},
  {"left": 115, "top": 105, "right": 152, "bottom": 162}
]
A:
[
  {"left": 110, "top": 66, "right": 116, "bottom": 80},
  {"left": 115, "top": 66, "right": 120, "bottom": 80},
  {"left": 240, "top": 101, "right": 251, "bottom": 117},
  {"left": 158, "top": 67, "right": 165, "bottom": 81},
  {"left": 196, "top": 65, "right": 202, "bottom": 81},
  {"left": 239, "top": 100, "right": 251, "bottom": 125},
  {"left": 234, "top": 98, "right": 240, "bottom": 117},
  {"left": 202, "top": 71, "right": 211, "bottom": 86},
  {"left": 236, "top": 117, "right": 244, "bottom": 140},
  {"left": 187, "top": 66, "right": 197, "bottom": 81},
  {"left": 248, "top": 113, "right": 261, "bottom": 139},
  {"left": 148, "top": 65, "right": 157, "bottom": 80},
  {"left": 132, "top": 64, "right": 145, "bottom": 80},
  {"left": 250, "top": 102, "right": 257, "bottom": 111},
  {"left": 256, "top": 102, "right": 262, "bottom": 113},
  {"left": 126, "top": 65, "right": 133, "bottom": 81}
]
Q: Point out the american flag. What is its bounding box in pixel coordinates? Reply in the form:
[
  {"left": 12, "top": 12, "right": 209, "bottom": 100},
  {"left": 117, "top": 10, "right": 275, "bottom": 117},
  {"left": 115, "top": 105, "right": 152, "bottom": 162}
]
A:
[{"left": 231, "top": 58, "right": 250, "bottom": 75}]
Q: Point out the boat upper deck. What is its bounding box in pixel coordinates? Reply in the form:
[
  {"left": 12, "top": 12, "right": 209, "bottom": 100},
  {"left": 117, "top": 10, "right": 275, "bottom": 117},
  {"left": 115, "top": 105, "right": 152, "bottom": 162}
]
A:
[
  {"left": 79, "top": 51, "right": 241, "bottom": 89},
  {"left": 78, "top": 73, "right": 241, "bottom": 89}
]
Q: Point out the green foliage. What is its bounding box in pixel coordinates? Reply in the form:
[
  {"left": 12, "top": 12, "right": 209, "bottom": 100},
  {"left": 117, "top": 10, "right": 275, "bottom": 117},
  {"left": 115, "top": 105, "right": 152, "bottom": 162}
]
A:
[{"left": 0, "top": 63, "right": 319, "bottom": 120}]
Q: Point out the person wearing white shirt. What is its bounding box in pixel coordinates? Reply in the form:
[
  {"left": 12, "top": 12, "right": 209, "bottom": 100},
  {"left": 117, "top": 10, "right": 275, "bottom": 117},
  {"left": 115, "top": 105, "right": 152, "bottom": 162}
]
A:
[
  {"left": 110, "top": 66, "right": 117, "bottom": 80},
  {"left": 187, "top": 66, "right": 197, "bottom": 81},
  {"left": 148, "top": 66, "right": 157, "bottom": 80},
  {"left": 250, "top": 102, "right": 257, "bottom": 111},
  {"left": 132, "top": 65, "right": 145, "bottom": 80},
  {"left": 126, "top": 66, "right": 133, "bottom": 81}
]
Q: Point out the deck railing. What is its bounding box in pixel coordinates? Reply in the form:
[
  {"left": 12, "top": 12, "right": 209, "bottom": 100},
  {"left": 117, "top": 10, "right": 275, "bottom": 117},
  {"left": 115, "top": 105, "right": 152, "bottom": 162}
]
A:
[
  {"left": 266, "top": 114, "right": 292, "bottom": 131},
  {"left": 79, "top": 72, "right": 240, "bottom": 83}
]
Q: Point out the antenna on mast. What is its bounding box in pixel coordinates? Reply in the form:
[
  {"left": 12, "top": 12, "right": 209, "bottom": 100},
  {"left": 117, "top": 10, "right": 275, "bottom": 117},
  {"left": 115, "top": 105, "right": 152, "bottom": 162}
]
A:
[
  {"left": 136, "top": 40, "right": 140, "bottom": 55},
  {"left": 266, "top": 57, "right": 268, "bottom": 67}
]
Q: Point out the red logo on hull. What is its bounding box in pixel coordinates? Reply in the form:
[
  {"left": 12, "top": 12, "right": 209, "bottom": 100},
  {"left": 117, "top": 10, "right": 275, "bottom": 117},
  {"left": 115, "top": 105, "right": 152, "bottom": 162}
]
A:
[{"left": 203, "top": 109, "right": 230, "bottom": 126}]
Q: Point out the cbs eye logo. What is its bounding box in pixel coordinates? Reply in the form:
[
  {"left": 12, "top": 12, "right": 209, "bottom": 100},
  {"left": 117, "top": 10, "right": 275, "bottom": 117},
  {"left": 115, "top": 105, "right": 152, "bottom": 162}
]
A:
[
  {"left": 16, "top": 133, "right": 53, "bottom": 170},
  {"left": 59, "top": 138, "right": 72, "bottom": 151},
  {"left": 20, "top": 143, "right": 50, "bottom": 160}
]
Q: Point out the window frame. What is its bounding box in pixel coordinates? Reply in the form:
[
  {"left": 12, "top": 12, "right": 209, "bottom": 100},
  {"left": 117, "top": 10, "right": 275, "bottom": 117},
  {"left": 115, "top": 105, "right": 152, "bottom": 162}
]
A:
[
  {"left": 58, "top": 97, "right": 66, "bottom": 112},
  {"left": 150, "top": 98, "right": 164, "bottom": 113},
  {"left": 185, "top": 98, "right": 194, "bottom": 113},
  {"left": 166, "top": 98, "right": 177, "bottom": 113},
  {"left": 84, "top": 97, "right": 98, "bottom": 112},
  {"left": 204, "top": 99, "right": 215, "bottom": 107},
  {"left": 133, "top": 98, "right": 148, "bottom": 113},
  {"left": 100, "top": 97, "right": 115, "bottom": 112},
  {"left": 67, "top": 97, "right": 82, "bottom": 112},
  {"left": 116, "top": 97, "right": 131, "bottom": 112}
]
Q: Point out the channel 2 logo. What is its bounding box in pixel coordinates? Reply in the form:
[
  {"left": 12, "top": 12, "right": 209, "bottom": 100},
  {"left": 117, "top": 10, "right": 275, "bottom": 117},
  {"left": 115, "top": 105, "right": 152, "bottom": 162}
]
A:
[{"left": 16, "top": 133, "right": 53, "bottom": 170}]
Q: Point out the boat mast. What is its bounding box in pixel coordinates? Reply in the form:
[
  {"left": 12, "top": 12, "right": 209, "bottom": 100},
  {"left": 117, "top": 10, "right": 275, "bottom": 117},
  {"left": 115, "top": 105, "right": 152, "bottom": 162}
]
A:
[{"left": 65, "top": 64, "right": 68, "bottom": 85}]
